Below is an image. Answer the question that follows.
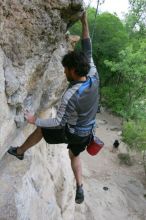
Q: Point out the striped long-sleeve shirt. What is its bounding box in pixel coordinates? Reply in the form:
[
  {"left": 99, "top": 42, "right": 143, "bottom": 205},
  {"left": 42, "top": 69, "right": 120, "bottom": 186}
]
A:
[{"left": 35, "top": 38, "right": 99, "bottom": 137}]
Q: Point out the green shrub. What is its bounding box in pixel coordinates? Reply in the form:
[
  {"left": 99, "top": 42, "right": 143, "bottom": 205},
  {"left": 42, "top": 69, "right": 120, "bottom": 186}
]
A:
[
  {"left": 102, "top": 85, "right": 146, "bottom": 120},
  {"left": 118, "top": 153, "right": 132, "bottom": 166},
  {"left": 122, "top": 120, "right": 146, "bottom": 151}
]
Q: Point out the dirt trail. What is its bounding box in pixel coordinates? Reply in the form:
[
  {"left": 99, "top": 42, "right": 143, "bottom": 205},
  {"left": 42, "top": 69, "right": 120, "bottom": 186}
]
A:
[{"left": 75, "top": 111, "right": 146, "bottom": 220}]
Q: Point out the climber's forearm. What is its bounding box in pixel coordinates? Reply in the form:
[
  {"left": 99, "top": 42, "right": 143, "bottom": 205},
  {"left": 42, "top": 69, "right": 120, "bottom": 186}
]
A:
[{"left": 80, "top": 12, "right": 90, "bottom": 39}]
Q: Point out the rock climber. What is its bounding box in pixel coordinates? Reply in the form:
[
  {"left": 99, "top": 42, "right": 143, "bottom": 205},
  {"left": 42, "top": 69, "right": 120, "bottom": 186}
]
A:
[{"left": 8, "top": 11, "right": 99, "bottom": 204}]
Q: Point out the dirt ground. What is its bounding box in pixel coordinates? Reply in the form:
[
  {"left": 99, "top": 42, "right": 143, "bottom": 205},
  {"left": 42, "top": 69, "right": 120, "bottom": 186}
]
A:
[{"left": 75, "top": 111, "right": 146, "bottom": 220}]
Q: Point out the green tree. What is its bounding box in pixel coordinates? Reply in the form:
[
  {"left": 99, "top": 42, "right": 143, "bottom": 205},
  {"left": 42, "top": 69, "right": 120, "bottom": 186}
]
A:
[
  {"left": 92, "top": 12, "right": 128, "bottom": 86},
  {"left": 125, "top": 0, "right": 146, "bottom": 38},
  {"left": 70, "top": 9, "right": 129, "bottom": 86},
  {"left": 103, "top": 39, "right": 146, "bottom": 119}
]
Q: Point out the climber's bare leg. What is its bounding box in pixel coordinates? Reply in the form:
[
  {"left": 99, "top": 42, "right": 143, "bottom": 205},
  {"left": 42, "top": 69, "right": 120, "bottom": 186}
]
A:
[
  {"left": 17, "top": 127, "right": 43, "bottom": 154},
  {"left": 68, "top": 149, "right": 82, "bottom": 186}
]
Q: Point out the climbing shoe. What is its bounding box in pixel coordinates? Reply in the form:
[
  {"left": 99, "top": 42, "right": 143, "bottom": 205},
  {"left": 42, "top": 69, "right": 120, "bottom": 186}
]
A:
[
  {"left": 7, "top": 147, "right": 24, "bottom": 160},
  {"left": 75, "top": 184, "right": 84, "bottom": 204}
]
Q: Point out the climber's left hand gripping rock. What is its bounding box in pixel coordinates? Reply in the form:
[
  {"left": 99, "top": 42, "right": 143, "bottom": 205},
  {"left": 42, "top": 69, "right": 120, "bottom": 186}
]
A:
[{"left": 24, "top": 110, "right": 36, "bottom": 124}]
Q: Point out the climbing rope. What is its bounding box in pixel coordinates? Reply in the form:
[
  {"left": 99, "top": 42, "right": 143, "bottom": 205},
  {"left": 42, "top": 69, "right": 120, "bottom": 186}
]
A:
[{"left": 91, "top": 0, "right": 105, "bottom": 41}]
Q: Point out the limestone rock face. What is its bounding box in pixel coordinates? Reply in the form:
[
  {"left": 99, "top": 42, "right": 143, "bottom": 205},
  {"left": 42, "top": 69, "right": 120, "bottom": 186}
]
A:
[
  {"left": 0, "top": 0, "right": 84, "bottom": 156},
  {"left": 0, "top": 1, "right": 83, "bottom": 219}
]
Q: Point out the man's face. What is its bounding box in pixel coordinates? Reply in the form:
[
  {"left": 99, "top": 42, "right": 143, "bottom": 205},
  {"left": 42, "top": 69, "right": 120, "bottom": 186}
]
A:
[{"left": 64, "top": 67, "right": 74, "bottom": 82}]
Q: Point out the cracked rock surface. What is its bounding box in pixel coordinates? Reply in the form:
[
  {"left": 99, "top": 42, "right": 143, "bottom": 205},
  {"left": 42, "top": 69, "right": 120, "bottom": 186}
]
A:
[{"left": 0, "top": 1, "right": 83, "bottom": 219}]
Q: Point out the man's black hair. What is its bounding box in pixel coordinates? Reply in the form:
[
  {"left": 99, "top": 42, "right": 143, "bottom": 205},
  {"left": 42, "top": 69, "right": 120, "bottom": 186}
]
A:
[{"left": 62, "top": 51, "right": 90, "bottom": 76}]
